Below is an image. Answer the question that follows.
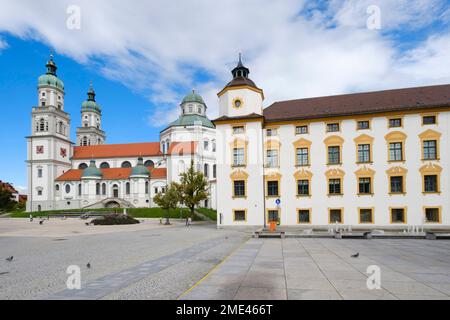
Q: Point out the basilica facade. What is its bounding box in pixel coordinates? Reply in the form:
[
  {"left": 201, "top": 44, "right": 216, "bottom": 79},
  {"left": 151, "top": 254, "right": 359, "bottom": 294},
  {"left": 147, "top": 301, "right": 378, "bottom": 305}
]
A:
[{"left": 26, "top": 55, "right": 216, "bottom": 212}]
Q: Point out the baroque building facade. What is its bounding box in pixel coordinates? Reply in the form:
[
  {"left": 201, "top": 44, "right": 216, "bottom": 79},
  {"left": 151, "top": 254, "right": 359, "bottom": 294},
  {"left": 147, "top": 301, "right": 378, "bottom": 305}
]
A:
[
  {"left": 26, "top": 55, "right": 216, "bottom": 212},
  {"left": 215, "top": 56, "right": 450, "bottom": 229}
]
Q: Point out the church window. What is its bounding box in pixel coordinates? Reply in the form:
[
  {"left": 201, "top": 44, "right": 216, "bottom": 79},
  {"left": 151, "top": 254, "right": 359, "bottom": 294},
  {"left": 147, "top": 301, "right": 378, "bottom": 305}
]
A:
[
  {"left": 78, "top": 184, "right": 82, "bottom": 196},
  {"left": 204, "top": 163, "right": 209, "bottom": 178},
  {"left": 42, "top": 92, "right": 45, "bottom": 97},
  {"left": 37, "top": 168, "right": 43, "bottom": 178},
  {"left": 100, "top": 162, "right": 110, "bottom": 169},
  {"left": 78, "top": 163, "right": 88, "bottom": 169},
  {"left": 65, "top": 184, "right": 71, "bottom": 194},
  {"left": 213, "top": 164, "right": 216, "bottom": 178},
  {"left": 145, "top": 181, "right": 149, "bottom": 194},
  {"left": 37, "top": 190, "right": 42, "bottom": 196},
  {"left": 41, "top": 102, "right": 45, "bottom": 107},
  {"left": 198, "top": 107, "right": 201, "bottom": 113},
  {"left": 39, "top": 119, "right": 45, "bottom": 131},
  {"left": 204, "top": 140, "right": 209, "bottom": 151},
  {"left": 55, "top": 184, "right": 60, "bottom": 191},
  {"left": 102, "top": 183, "right": 106, "bottom": 195},
  {"left": 126, "top": 182, "right": 130, "bottom": 195},
  {"left": 144, "top": 160, "right": 154, "bottom": 167},
  {"left": 82, "top": 137, "right": 88, "bottom": 146},
  {"left": 96, "top": 183, "right": 100, "bottom": 195},
  {"left": 189, "top": 106, "right": 193, "bottom": 113},
  {"left": 121, "top": 161, "right": 132, "bottom": 168}
]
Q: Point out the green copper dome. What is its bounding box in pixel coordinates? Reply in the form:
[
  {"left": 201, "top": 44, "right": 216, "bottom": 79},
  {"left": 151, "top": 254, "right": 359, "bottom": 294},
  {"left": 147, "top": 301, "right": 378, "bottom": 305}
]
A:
[
  {"left": 38, "top": 55, "right": 65, "bottom": 91},
  {"left": 81, "top": 85, "right": 101, "bottom": 113},
  {"left": 166, "top": 114, "right": 215, "bottom": 129},
  {"left": 181, "top": 90, "right": 205, "bottom": 105},
  {"left": 82, "top": 160, "right": 103, "bottom": 179},
  {"left": 131, "top": 158, "right": 150, "bottom": 177}
]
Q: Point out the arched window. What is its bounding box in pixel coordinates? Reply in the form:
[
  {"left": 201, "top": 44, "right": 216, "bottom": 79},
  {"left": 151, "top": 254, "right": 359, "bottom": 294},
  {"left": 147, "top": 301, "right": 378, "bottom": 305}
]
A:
[
  {"left": 144, "top": 160, "right": 154, "bottom": 167},
  {"left": 58, "top": 121, "right": 63, "bottom": 134},
  {"left": 178, "top": 160, "right": 185, "bottom": 174},
  {"left": 102, "top": 183, "right": 106, "bottom": 195},
  {"left": 204, "top": 139, "right": 209, "bottom": 151},
  {"left": 78, "top": 163, "right": 88, "bottom": 169},
  {"left": 213, "top": 164, "right": 216, "bottom": 179},
  {"left": 65, "top": 184, "right": 71, "bottom": 194},
  {"left": 126, "top": 182, "right": 130, "bottom": 195},
  {"left": 55, "top": 184, "right": 60, "bottom": 191},
  {"left": 96, "top": 183, "right": 100, "bottom": 195},
  {"left": 204, "top": 163, "right": 209, "bottom": 178},
  {"left": 82, "top": 136, "right": 88, "bottom": 146},
  {"left": 212, "top": 140, "right": 216, "bottom": 152},
  {"left": 112, "top": 184, "right": 119, "bottom": 198},
  {"left": 145, "top": 181, "right": 149, "bottom": 194},
  {"left": 100, "top": 162, "right": 110, "bottom": 169},
  {"left": 39, "top": 118, "right": 45, "bottom": 131},
  {"left": 166, "top": 141, "right": 170, "bottom": 152},
  {"left": 121, "top": 161, "right": 132, "bottom": 168},
  {"left": 78, "top": 184, "right": 82, "bottom": 196},
  {"left": 37, "top": 205, "right": 42, "bottom": 212}
]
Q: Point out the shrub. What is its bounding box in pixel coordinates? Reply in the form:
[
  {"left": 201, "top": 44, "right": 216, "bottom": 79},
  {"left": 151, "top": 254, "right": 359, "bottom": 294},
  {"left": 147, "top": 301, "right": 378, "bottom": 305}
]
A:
[{"left": 91, "top": 213, "right": 140, "bottom": 225}]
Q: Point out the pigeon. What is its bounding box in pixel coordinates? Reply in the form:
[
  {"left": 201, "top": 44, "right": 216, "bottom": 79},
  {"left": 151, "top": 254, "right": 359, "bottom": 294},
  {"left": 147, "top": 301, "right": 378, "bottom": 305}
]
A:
[
  {"left": 351, "top": 253, "right": 359, "bottom": 258},
  {"left": 86, "top": 262, "right": 91, "bottom": 269},
  {"left": 6, "top": 256, "right": 13, "bottom": 262}
]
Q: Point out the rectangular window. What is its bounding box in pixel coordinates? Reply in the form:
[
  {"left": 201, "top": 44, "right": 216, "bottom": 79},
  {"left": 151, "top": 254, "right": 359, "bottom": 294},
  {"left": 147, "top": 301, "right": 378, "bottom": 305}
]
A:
[
  {"left": 267, "top": 181, "right": 279, "bottom": 196},
  {"left": 233, "top": 180, "right": 245, "bottom": 197},
  {"left": 358, "top": 177, "right": 371, "bottom": 194},
  {"left": 329, "top": 209, "right": 342, "bottom": 223},
  {"left": 37, "top": 190, "right": 42, "bottom": 196},
  {"left": 424, "top": 175, "right": 438, "bottom": 193},
  {"left": 390, "top": 176, "right": 404, "bottom": 193},
  {"left": 326, "top": 123, "right": 339, "bottom": 132},
  {"left": 357, "top": 144, "right": 371, "bottom": 163},
  {"left": 423, "top": 140, "right": 437, "bottom": 160},
  {"left": 425, "top": 208, "right": 440, "bottom": 223},
  {"left": 328, "top": 178, "right": 341, "bottom": 195},
  {"left": 232, "top": 126, "right": 244, "bottom": 134},
  {"left": 203, "top": 141, "right": 209, "bottom": 151},
  {"left": 37, "top": 168, "right": 43, "bottom": 178},
  {"left": 389, "top": 118, "right": 402, "bottom": 128},
  {"left": 423, "top": 115, "right": 436, "bottom": 125},
  {"left": 234, "top": 210, "right": 246, "bottom": 221},
  {"left": 297, "top": 180, "right": 309, "bottom": 196},
  {"left": 233, "top": 148, "right": 245, "bottom": 166},
  {"left": 389, "top": 142, "right": 403, "bottom": 161},
  {"left": 266, "top": 128, "right": 277, "bottom": 136},
  {"left": 295, "top": 125, "right": 308, "bottom": 134},
  {"left": 328, "top": 146, "right": 340, "bottom": 164},
  {"left": 357, "top": 120, "right": 370, "bottom": 130},
  {"left": 266, "top": 149, "right": 278, "bottom": 167},
  {"left": 268, "top": 210, "right": 279, "bottom": 222},
  {"left": 359, "top": 208, "right": 373, "bottom": 223},
  {"left": 298, "top": 210, "right": 310, "bottom": 223},
  {"left": 391, "top": 208, "right": 405, "bottom": 223},
  {"left": 296, "top": 148, "right": 309, "bottom": 166}
]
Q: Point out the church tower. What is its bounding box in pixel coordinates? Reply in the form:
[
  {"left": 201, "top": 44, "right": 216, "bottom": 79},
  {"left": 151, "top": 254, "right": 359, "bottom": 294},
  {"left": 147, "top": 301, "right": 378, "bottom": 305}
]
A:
[
  {"left": 26, "top": 54, "right": 72, "bottom": 212},
  {"left": 215, "top": 54, "right": 265, "bottom": 226},
  {"left": 76, "top": 84, "right": 106, "bottom": 146}
]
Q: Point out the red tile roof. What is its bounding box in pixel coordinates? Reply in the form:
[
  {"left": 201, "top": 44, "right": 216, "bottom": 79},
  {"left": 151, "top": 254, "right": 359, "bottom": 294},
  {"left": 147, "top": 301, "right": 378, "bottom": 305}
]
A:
[
  {"left": 72, "top": 142, "right": 162, "bottom": 159},
  {"left": 0, "top": 180, "right": 18, "bottom": 194},
  {"left": 167, "top": 141, "right": 197, "bottom": 155},
  {"left": 55, "top": 167, "right": 167, "bottom": 181},
  {"left": 264, "top": 84, "right": 450, "bottom": 122}
]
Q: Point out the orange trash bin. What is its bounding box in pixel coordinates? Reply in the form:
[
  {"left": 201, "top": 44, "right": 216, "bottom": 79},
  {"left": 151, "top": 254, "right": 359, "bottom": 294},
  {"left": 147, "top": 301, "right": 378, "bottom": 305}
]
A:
[{"left": 269, "top": 221, "right": 277, "bottom": 232}]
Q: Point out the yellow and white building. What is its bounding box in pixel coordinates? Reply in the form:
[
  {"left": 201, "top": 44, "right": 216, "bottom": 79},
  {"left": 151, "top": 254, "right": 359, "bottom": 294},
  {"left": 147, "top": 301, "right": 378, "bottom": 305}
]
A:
[{"left": 215, "top": 56, "right": 450, "bottom": 229}]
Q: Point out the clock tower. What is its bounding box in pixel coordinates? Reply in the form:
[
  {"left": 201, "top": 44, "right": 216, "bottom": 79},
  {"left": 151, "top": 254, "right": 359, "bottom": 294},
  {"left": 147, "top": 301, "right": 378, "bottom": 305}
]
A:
[{"left": 26, "top": 54, "right": 73, "bottom": 212}]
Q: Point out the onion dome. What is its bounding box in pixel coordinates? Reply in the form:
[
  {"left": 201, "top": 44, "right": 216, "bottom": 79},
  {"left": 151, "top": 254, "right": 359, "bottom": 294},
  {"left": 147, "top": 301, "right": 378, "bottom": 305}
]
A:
[
  {"left": 37, "top": 54, "right": 64, "bottom": 91},
  {"left": 130, "top": 157, "right": 150, "bottom": 178},
  {"left": 81, "top": 84, "right": 102, "bottom": 113},
  {"left": 81, "top": 160, "right": 103, "bottom": 179},
  {"left": 181, "top": 90, "right": 206, "bottom": 105}
]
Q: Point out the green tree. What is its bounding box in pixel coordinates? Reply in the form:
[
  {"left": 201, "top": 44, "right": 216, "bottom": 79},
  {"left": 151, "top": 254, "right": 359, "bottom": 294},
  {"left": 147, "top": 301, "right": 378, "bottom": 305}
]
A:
[
  {"left": 175, "top": 161, "right": 209, "bottom": 218},
  {"left": 0, "top": 186, "right": 16, "bottom": 212},
  {"left": 153, "top": 183, "right": 180, "bottom": 225}
]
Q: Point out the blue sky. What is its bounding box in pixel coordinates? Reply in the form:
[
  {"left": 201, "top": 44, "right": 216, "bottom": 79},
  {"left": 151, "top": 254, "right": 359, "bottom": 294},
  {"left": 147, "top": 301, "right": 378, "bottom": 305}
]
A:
[{"left": 0, "top": 0, "right": 449, "bottom": 192}]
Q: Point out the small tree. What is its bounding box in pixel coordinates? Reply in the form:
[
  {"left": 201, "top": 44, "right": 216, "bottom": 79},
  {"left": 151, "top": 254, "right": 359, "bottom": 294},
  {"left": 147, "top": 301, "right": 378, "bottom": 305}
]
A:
[
  {"left": 153, "top": 183, "right": 180, "bottom": 225},
  {"left": 176, "top": 161, "right": 209, "bottom": 219},
  {"left": 0, "top": 186, "right": 16, "bottom": 212}
]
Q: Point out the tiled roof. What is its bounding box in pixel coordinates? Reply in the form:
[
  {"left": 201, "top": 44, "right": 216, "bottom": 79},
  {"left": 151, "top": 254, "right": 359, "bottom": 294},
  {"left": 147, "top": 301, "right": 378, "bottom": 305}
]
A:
[
  {"left": 55, "top": 167, "right": 167, "bottom": 181},
  {"left": 213, "top": 113, "right": 264, "bottom": 122},
  {"left": 264, "top": 84, "right": 450, "bottom": 122},
  {"left": 0, "top": 180, "right": 18, "bottom": 194},
  {"left": 167, "top": 141, "right": 197, "bottom": 155},
  {"left": 72, "top": 142, "right": 162, "bottom": 159}
]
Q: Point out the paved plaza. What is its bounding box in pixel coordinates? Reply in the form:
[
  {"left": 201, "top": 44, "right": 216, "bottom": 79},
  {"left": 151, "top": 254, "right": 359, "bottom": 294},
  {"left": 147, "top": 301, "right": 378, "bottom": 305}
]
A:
[{"left": 1, "top": 218, "right": 450, "bottom": 300}]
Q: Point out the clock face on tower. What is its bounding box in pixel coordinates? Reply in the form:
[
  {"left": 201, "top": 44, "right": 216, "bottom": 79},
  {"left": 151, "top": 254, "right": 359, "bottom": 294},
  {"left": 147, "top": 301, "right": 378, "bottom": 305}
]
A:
[{"left": 60, "top": 148, "right": 67, "bottom": 158}]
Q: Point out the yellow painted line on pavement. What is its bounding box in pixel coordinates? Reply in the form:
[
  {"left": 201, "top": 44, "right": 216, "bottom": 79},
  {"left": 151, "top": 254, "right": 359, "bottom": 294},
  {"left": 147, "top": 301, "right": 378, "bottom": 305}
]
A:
[{"left": 177, "top": 237, "right": 250, "bottom": 300}]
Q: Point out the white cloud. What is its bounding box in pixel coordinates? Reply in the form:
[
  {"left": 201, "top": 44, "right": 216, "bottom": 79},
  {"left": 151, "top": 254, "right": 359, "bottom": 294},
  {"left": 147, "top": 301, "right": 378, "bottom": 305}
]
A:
[{"left": 0, "top": 0, "right": 449, "bottom": 126}]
